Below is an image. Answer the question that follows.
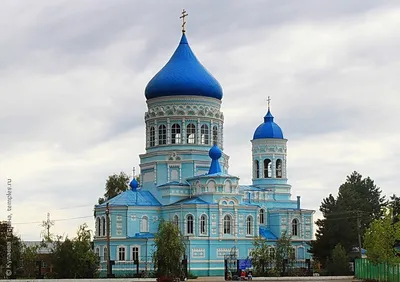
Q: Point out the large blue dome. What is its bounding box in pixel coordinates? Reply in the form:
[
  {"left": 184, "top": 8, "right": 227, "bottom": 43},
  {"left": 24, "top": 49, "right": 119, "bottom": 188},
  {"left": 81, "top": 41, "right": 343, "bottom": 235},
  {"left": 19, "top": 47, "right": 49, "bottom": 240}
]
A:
[
  {"left": 145, "top": 33, "right": 223, "bottom": 100},
  {"left": 253, "top": 110, "right": 284, "bottom": 139}
]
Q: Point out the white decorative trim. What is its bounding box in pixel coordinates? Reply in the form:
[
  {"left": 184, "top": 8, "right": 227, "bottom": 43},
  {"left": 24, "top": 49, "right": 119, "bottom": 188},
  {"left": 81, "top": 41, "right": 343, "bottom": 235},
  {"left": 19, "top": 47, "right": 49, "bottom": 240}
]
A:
[{"left": 192, "top": 248, "right": 206, "bottom": 258}]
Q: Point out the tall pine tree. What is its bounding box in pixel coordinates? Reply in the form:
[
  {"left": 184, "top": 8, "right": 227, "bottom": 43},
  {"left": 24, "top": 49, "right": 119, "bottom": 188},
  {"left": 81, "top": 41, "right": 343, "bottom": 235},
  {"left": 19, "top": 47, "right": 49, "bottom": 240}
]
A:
[{"left": 310, "top": 171, "right": 386, "bottom": 266}]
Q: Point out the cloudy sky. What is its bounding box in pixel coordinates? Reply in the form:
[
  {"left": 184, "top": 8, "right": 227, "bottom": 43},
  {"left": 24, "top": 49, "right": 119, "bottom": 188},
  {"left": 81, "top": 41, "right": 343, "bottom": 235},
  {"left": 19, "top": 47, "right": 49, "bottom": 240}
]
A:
[{"left": 1, "top": 0, "right": 399, "bottom": 240}]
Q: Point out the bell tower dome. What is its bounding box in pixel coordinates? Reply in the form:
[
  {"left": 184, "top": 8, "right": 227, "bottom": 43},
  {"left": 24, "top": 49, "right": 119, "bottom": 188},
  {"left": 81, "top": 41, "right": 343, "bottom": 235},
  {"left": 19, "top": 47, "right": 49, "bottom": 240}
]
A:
[{"left": 251, "top": 98, "right": 288, "bottom": 188}]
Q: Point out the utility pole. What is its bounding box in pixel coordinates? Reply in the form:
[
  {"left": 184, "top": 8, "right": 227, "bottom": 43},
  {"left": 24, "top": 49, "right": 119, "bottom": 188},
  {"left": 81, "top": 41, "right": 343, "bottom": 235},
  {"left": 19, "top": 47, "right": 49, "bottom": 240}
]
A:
[
  {"left": 357, "top": 212, "right": 362, "bottom": 258},
  {"left": 106, "top": 203, "right": 111, "bottom": 277}
]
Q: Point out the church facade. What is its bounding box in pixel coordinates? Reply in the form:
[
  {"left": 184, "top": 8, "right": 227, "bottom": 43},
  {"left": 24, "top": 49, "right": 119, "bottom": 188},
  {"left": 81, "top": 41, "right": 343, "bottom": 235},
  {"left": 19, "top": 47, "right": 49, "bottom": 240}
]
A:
[{"left": 93, "top": 20, "right": 314, "bottom": 277}]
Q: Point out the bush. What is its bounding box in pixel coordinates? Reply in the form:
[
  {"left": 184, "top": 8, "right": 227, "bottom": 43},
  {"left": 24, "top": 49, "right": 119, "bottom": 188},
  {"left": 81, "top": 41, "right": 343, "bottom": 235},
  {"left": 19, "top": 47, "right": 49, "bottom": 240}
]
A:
[{"left": 326, "top": 243, "right": 351, "bottom": 275}]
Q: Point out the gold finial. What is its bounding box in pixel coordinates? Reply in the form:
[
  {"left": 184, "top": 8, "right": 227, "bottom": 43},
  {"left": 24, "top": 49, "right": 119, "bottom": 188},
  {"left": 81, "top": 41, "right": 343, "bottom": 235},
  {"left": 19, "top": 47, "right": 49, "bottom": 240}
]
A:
[
  {"left": 267, "top": 96, "right": 271, "bottom": 111},
  {"left": 180, "top": 9, "right": 188, "bottom": 33}
]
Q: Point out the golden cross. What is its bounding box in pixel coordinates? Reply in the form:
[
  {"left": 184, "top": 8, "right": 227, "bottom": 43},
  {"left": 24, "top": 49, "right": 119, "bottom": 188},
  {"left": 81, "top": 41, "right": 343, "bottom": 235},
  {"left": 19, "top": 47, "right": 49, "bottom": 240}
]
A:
[
  {"left": 180, "top": 9, "right": 188, "bottom": 33},
  {"left": 267, "top": 96, "right": 271, "bottom": 110}
]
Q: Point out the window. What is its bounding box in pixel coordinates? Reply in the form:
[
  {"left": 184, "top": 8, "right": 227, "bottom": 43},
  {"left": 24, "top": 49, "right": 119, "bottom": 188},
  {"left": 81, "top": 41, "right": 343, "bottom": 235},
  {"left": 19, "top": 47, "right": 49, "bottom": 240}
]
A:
[
  {"left": 158, "top": 125, "right": 166, "bottom": 145},
  {"left": 223, "top": 215, "right": 232, "bottom": 234},
  {"left": 255, "top": 160, "right": 259, "bottom": 178},
  {"left": 141, "top": 216, "right": 149, "bottom": 233},
  {"left": 187, "top": 214, "right": 194, "bottom": 234},
  {"left": 276, "top": 159, "right": 282, "bottom": 178},
  {"left": 264, "top": 159, "right": 272, "bottom": 178},
  {"left": 212, "top": 125, "right": 218, "bottom": 144},
  {"left": 103, "top": 247, "right": 108, "bottom": 261},
  {"left": 95, "top": 247, "right": 100, "bottom": 257},
  {"left": 171, "top": 124, "right": 181, "bottom": 144},
  {"left": 102, "top": 217, "right": 106, "bottom": 236},
  {"left": 289, "top": 247, "right": 296, "bottom": 260},
  {"left": 200, "top": 215, "right": 207, "bottom": 235},
  {"left": 246, "top": 216, "right": 253, "bottom": 235},
  {"left": 173, "top": 215, "right": 179, "bottom": 227},
  {"left": 96, "top": 217, "right": 101, "bottom": 236},
  {"left": 292, "top": 219, "right": 298, "bottom": 236},
  {"left": 187, "top": 123, "right": 196, "bottom": 144},
  {"left": 269, "top": 247, "right": 275, "bottom": 259},
  {"left": 118, "top": 246, "right": 126, "bottom": 261},
  {"left": 259, "top": 209, "right": 265, "bottom": 224},
  {"left": 201, "top": 124, "right": 209, "bottom": 145},
  {"left": 149, "top": 126, "right": 155, "bottom": 147},
  {"left": 132, "top": 246, "right": 139, "bottom": 262}
]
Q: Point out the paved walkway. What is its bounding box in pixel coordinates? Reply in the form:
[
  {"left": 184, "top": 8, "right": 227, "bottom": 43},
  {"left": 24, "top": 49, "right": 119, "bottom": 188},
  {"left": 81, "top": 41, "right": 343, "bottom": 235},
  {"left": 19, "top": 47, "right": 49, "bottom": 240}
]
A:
[{"left": 192, "top": 277, "right": 355, "bottom": 282}]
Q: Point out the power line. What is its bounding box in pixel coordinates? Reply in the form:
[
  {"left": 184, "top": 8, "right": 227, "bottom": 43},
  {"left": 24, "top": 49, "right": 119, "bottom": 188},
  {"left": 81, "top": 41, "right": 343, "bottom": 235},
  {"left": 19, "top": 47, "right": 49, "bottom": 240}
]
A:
[{"left": 13, "top": 215, "right": 93, "bottom": 225}]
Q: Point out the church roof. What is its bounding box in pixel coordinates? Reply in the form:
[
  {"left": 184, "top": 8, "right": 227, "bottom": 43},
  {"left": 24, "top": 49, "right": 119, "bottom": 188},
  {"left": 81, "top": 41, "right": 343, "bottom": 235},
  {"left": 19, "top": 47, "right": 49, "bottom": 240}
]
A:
[
  {"left": 169, "top": 197, "right": 211, "bottom": 205},
  {"left": 128, "top": 233, "right": 155, "bottom": 239},
  {"left": 145, "top": 33, "right": 223, "bottom": 100},
  {"left": 97, "top": 190, "right": 161, "bottom": 207},
  {"left": 157, "top": 181, "right": 190, "bottom": 188},
  {"left": 259, "top": 227, "right": 278, "bottom": 240},
  {"left": 253, "top": 109, "right": 284, "bottom": 140}
]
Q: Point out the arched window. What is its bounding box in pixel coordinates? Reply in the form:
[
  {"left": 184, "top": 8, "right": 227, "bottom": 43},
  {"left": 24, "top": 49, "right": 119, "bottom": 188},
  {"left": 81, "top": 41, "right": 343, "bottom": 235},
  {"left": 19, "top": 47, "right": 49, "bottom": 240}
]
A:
[
  {"left": 264, "top": 159, "right": 272, "bottom": 178},
  {"left": 259, "top": 209, "right": 265, "bottom": 224},
  {"left": 101, "top": 217, "right": 106, "bottom": 236},
  {"left": 292, "top": 218, "right": 298, "bottom": 236},
  {"left": 96, "top": 217, "right": 101, "bottom": 236},
  {"left": 276, "top": 159, "right": 282, "bottom": 178},
  {"left": 149, "top": 126, "right": 155, "bottom": 147},
  {"left": 200, "top": 214, "right": 207, "bottom": 235},
  {"left": 103, "top": 247, "right": 108, "bottom": 261},
  {"left": 255, "top": 160, "right": 260, "bottom": 178},
  {"left": 95, "top": 247, "right": 100, "bottom": 257},
  {"left": 289, "top": 247, "right": 296, "bottom": 260},
  {"left": 158, "top": 125, "right": 166, "bottom": 145},
  {"left": 212, "top": 125, "right": 218, "bottom": 144},
  {"left": 201, "top": 124, "right": 209, "bottom": 145},
  {"left": 223, "top": 215, "right": 232, "bottom": 234},
  {"left": 187, "top": 123, "right": 196, "bottom": 144},
  {"left": 246, "top": 216, "right": 253, "bottom": 235},
  {"left": 132, "top": 246, "right": 139, "bottom": 262},
  {"left": 118, "top": 246, "right": 126, "bottom": 261},
  {"left": 224, "top": 181, "right": 232, "bottom": 193},
  {"left": 187, "top": 215, "right": 194, "bottom": 234},
  {"left": 173, "top": 215, "right": 179, "bottom": 227},
  {"left": 141, "top": 216, "right": 149, "bottom": 233},
  {"left": 171, "top": 124, "right": 181, "bottom": 144}
]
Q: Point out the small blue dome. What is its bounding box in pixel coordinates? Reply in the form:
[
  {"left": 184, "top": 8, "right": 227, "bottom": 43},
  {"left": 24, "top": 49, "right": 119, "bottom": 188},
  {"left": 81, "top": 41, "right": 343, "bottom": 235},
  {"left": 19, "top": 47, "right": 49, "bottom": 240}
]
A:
[
  {"left": 145, "top": 33, "right": 223, "bottom": 100},
  {"left": 129, "top": 178, "right": 139, "bottom": 191},
  {"left": 253, "top": 110, "right": 284, "bottom": 139},
  {"left": 209, "top": 144, "right": 222, "bottom": 160},
  {"left": 208, "top": 144, "right": 222, "bottom": 174}
]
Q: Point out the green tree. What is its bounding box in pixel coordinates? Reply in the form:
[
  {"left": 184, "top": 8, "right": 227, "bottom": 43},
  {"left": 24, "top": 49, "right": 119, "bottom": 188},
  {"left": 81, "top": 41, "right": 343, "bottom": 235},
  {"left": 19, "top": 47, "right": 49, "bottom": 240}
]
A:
[
  {"left": 98, "top": 172, "right": 130, "bottom": 204},
  {"left": 20, "top": 243, "right": 39, "bottom": 278},
  {"left": 0, "top": 222, "right": 23, "bottom": 277},
  {"left": 326, "top": 243, "right": 350, "bottom": 275},
  {"left": 51, "top": 223, "right": 99, "bottom": 278},
  {"left": 310, "top": 171, "right": 386, "bottom": 266},
  {"left": 250, "top": 237, "right": 272, "bottom": 275},
  {"left": 274, "top": 232, "right": 293, "bottom": 274},
  {"left": 153, "top": 220, "right": 185, "bottom": 280},
  {"left": 364, "top": 208, "right": 400, "bottom": 265}
]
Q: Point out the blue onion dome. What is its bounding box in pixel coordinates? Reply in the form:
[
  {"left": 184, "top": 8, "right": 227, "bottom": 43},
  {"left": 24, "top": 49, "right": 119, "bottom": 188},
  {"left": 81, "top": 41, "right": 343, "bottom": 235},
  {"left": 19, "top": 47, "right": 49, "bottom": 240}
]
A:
[
  {"left": 145, "top": 33, "right": 223, "bottom": 100},
  {"left": 208, "top": 144, "right": 222, "bottom": 174},
  {"left": 209, "top": 144, "right": 222, "bottom": 160},
  {"left": 129, "top": 178, "right": 139, "bottom": 191},
  {"left": 253, "top": 109, "right": 284, "bottom": 139}
]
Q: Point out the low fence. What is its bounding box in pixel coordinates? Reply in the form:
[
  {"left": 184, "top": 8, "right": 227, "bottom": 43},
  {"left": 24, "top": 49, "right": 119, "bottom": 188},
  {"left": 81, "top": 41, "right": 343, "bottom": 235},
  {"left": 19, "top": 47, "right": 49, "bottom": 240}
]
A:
[{"left": 355, "top": 258, "right": 400, "bottom": 282}]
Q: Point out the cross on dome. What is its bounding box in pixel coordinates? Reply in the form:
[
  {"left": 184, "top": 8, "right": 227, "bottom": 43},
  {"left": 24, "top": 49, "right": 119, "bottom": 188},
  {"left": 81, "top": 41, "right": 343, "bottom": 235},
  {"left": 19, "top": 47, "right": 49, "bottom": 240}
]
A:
[{"left": 180, "top": 9, "right": 188, "bottom": 33}]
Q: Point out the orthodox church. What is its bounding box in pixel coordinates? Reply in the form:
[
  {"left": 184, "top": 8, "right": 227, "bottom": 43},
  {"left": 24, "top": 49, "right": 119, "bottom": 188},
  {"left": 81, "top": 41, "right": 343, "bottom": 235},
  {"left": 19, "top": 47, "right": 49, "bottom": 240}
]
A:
[{"left": 93, "top": 13, "right": 314, "bottom": 277}]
